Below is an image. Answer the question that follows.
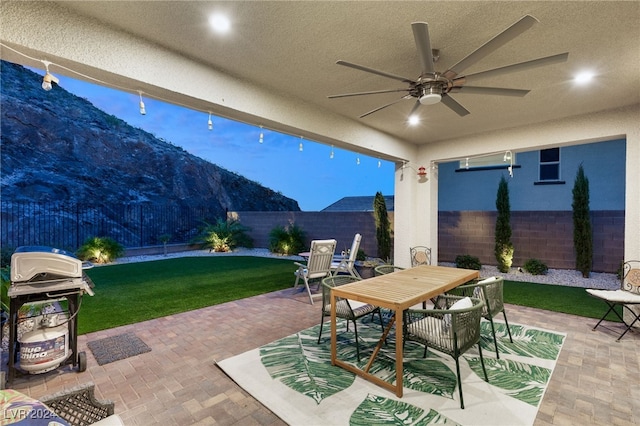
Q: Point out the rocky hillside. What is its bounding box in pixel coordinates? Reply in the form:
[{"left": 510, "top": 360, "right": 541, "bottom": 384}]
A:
[{"left": 0, "top": 61, "right": 300, "bottom": 213}]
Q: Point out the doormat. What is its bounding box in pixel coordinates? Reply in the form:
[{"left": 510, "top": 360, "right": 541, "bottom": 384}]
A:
[
  {"left": 218, "top": 317, "right": 565, "bottom": 425},
  {"left": 87, "top": 332, "right": 151, "bottom": 365}
]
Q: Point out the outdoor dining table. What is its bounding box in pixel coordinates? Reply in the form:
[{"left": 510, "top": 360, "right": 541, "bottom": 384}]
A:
[{"left": 330, "top": 264, "right": 480, "bottom": 397}]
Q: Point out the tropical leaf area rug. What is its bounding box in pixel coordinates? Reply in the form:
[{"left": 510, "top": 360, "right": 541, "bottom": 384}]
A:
[
  {"left": 87, "top": 332, "right": 151, "bottom": 366},
  {"left": 218, "top": 314, "right": 565, "bottom": 426}
]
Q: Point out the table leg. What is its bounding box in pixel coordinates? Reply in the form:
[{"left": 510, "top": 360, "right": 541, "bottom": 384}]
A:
[
  {"left": 330, "top": 290, "right": 337, "bottom": 365},
  {"left": 395, "top": 308, "right": 404, "bottom": 397},
  {"left": 364, "top": 314, "right": 395, "bottom": 373}
]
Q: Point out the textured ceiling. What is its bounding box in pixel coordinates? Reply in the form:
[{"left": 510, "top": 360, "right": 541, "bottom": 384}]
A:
[{"left": 57, "top": 1, "right": 639, "bottom": 145}]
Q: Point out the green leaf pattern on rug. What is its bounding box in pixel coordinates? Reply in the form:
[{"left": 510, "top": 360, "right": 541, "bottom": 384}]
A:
[
  {"left": 466, "top": 356, "right": 551, "bottom": 406},
  {"left": 350, "top": 394, "right": 459, "bottom": 425},
  {"left": 260, "top": 322, "right": 356, "bottom": 404},
  {"left": 479, "top": 322, "right": 565, "bottom": 360}
]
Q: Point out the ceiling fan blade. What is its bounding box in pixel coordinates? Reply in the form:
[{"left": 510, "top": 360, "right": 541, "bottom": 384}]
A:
[
  {"left": 449, "top": 86, "right": 530, "bottom": 97},
  {"left": 443, "top": 15, "right": 538, "bottom": 79},
  {"left": 408, "top": 99, "right": 422, "bottom": 117},
  {"left": 359, "top": 96, "right": 411, "bottom": 118},
  {"left": 440, "top": 95, "right": 470, "bottom": 117},
  {"left": 412, "top": 22, "right": 435, "bottom": 75},
  {"left": 457, "top": 53, "right": 569, "bottom": 84},
  {"left": 336, "top": 60, "right": 415, "bottom": 84},
  {"left": 328, "top": 88, "right": 410, "bottom": 99}
]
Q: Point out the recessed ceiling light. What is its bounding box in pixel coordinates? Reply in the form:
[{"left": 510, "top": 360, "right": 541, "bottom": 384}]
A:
[
  {"left": 408, "top": 115, "right": 420, "bottom": 125},
  {"left": 574, "top": 71, "right": 595, "bottom": 85},
  {"left": 209, "top": 13, "right": 231, "bottom": 34}
]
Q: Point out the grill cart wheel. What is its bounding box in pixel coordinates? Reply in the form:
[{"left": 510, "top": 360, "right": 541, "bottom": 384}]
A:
[{"left": 78, "top": 351, "right": 87, "bottom": 372}]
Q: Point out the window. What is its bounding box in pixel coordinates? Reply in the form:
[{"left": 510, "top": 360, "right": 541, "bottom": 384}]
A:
[{"left": 539, "top": 148, "right": 560, "bottom": 181}]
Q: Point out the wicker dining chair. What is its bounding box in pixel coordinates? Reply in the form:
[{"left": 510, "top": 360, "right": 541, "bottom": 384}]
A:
[
  {"left": 451, "top": 276, "right": 513, "bottom": 358},
  {"left": 404, "top": 295, "right": 488, "bottom": 409},
  {"left": 318, "top": 275, "right": 384, "bottom": 361},
  {"left": 374, "top": 264, "right": 405, "bottom": 276}
]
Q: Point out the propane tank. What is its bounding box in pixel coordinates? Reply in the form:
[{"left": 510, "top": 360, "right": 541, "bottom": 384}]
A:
[{"left": 18, "top": 314, "right": 69, "bottom": 374}]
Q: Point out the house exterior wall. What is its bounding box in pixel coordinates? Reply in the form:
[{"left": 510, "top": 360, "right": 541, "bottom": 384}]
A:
[
  {"left": 438, "top": 139, "right": 626, "bottom": 211},
  {"left": 398, "top": 105, "right": 639, "bottom": 275}
]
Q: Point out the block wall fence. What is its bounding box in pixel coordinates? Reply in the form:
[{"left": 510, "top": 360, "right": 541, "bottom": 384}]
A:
[{"left": 228, "top": 210, "right": 624, "bottom": 273}]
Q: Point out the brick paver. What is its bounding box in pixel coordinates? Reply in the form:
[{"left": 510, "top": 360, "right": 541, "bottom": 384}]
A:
[{"left": 7, "top": 287, "right": 639, "bottom": 425}]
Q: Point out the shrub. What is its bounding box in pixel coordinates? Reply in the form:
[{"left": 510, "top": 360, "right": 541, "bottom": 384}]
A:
[
  {"left": 193, "top": 218, "right": 253, "bottom": 252},
  {"left": 356, "top": 249, "right": 367, "bottom": 261},
  {"left": 523, "top": 258, "right": 549, "bottom": 275},
  {"left": 495, "top": 175, "right": 514, "bottom": 273},
  {"left": 76, "top": 236, "right": 124, "bottom": 264},
  {"left": 373, "top": 192, "right": 391, "bottom": 260},
  {"left": 572, "top": 164, "right": 593, "bottom": 278},
  {"left": 455, "top": 254, "right": 482, "bottom": 270},
  {"left": 269, "top": 223, "right": 306, "bottom": 255}
]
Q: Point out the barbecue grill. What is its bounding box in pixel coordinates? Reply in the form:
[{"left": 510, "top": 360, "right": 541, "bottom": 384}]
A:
[{"left": 5, "top": 246, "right": 95, "bottom": 387}]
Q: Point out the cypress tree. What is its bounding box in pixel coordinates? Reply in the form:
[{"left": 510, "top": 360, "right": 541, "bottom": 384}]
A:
[
  {"left": 572, "top": 164, "right": 593, "bottom": 278},
  {"left": 495, "top": 175, "right": 514, "bottom": 273},
  {"left": 373, "top": 192, "right": 391, "bottom": 261}
]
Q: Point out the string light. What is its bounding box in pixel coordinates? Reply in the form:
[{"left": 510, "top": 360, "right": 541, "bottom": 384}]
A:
[
  {"left": 138, "top": 91, "right": 146, "bottom": 115},
  {"left": 3, "top": 43, "right": 411, "bottom": 176},
  {"left": 41, "top": 60, "right": 59, "bottom": 91}
]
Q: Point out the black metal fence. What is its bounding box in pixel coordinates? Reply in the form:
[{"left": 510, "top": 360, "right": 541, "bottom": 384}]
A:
[{"left": 1, "top": 202, "right": 222, "bottom": 252}]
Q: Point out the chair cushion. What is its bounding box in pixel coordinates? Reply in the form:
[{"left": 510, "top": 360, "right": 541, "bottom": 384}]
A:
[
  {"left": 325, "top": 299, "right": 377, "bottom": 317},
  {"left": 407, "top": 316, "right": 452, "bottom": 350},
  {"left": 443, "top": 297, "right": 473, "bottom": 330},
  {"left": 586, "top": 289, "right": 640, "bottom": 304}
]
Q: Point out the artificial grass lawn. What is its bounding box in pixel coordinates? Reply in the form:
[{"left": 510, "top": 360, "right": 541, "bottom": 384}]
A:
[
  {"left": 79, "top": 256, "right": 297, "bottom": 334},
  {"left": 504, "top": 280, "right": 621, "bottom": 322},
  {"left": 77, "top": 256, "right": 621, "bottom": 335}
]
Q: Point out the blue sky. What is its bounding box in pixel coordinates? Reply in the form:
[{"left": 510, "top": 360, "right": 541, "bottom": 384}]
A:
[{"left": 56, "top": 74, "right": 395, "bottom": 211}]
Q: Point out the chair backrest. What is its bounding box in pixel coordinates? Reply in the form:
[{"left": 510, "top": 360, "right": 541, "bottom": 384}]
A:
[
  {"left": 475, "top": 276, "right": 505, "bottom": 317},
  {"left": 622, "top": 260, "right": 640, "bottom": 294},
  {"left": 321, "top": 275, "right": 361, "bottom": 315},
  {"left": 444, "top": 296, "right": 484, "bottom": 355},
  {"left": 306, "top": 239, "right": 337, "bottom": 278},
  {"left": 374, "top": 265, "right": 405, "bottom": 276},
  {"left": 347, "top": 233, "right": 362, "bottom": 263},
  {"left": 410, "top": 246, "right": 431, "bottom": 267}
]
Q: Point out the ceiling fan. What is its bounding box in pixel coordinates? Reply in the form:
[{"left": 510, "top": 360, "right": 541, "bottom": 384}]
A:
[{"left": 329, "top": 15, "right": 569, "bottom": 119}]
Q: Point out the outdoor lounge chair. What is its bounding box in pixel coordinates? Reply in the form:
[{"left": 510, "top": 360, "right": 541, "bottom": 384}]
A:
[
  {"left": 586, "top": 260, "right": 640, "bottom": 341},
  {"left": 317, "top": 275, "right": 384, "bottom": 361},
  {"left": 293, "top": 239, "right": 337, "bottom": 305},
  {"left": 450, "top": 276, "right": 513, "bottom": 358},
  {"left": 404, "top": 295, "right": 488, "bottom": 409},
  {"left": 330, "top": 233, "right": 362, "bottom": 278},
  {"left": 410, "top": 246, "right": 432, "bottom": 267}
]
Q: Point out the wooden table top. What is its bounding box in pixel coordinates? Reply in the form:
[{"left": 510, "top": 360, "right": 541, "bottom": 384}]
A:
[{"left": 331, "top": 265, "right": 480, "bottom": 310}]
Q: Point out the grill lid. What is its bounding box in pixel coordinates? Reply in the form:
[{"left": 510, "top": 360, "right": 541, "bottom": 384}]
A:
[{"left": 11, "top": 246, "right": 83, "bottom": 283}]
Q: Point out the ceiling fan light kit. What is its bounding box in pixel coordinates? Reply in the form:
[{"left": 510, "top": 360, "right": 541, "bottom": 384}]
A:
[{"left": 329, "top": 15, "right": 568, "bottom": 121}]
